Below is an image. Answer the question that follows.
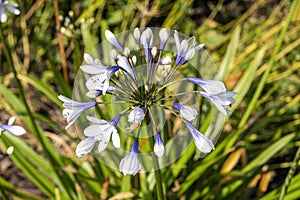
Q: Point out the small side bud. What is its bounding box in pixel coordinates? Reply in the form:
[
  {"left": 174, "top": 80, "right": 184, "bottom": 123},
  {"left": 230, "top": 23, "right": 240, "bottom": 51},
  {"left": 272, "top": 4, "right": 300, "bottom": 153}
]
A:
[
  {"left": 132, "top": 56, "right": 137, "bottom": 66},
  {"left": 124, "top": 47, "right": 130, "bottom": 57},
  {"left": 151, "top": 47, "right": 157, "bottom": 58},
  {"left": 111, "top": 49, "right": 117, "bottom": 61}
]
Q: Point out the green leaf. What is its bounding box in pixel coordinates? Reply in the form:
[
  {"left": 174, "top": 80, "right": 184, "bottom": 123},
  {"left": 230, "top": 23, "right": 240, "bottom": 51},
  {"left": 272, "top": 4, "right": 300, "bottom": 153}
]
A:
[
  {"left": 217, "top": 133, "right": 295, "bottom": 199},
  {"left": 17, "top": 74, "right": 62, "bottom": 106},
  {"left": 219, "top": 26, "right": 241, "bottom": 79}
]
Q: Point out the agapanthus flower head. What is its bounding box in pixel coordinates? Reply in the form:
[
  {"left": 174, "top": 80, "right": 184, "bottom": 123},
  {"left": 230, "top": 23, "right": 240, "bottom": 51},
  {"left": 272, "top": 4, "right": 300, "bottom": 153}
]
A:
[
  {"left": 63, "top": 27, "right": 236, "bottom": 174},
  {"left": 0, "top": 0, "right": 20, "bottom": 23}
]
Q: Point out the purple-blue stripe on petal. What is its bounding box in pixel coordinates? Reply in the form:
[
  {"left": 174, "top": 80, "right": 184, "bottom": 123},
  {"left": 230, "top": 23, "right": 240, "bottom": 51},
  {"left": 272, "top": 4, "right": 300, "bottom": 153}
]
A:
[
  {"left": 0, "top": 124, "right": 11, "bottom": 132},
  {"left": 110, "top": 114, "right": 121, "bottom": 126},
  {"left": 198, "top": 91, "right": 212, "bottom": 100},
  {"left": 175, "top": 55, "right": 182, "bottom": 66},
  {"left": 173, "top": 102, "right": 182, "bottom": 111},
  {"left": 155, "top": 133, "right": 163, "bottom": 146},
  {"left": 187, "top": 77, "right": 205, "bottom": 86},
  {"left": 107, "top": 66, "right": 120, "bottom": 73},
  {"left": 131, "top": 140, "right": 139, "bottom": 153}
]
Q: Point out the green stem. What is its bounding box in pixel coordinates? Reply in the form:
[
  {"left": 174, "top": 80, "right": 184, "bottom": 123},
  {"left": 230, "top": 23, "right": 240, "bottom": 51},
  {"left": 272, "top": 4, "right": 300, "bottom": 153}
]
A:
[
  {"left": 0, "top": 185, "right": 9, "bottom": 200},
  {"left": 146, "top": 112, "right": 165, "bottom": 200},
  {"left": 279, "top": 145, "right": 300, "bottom": 200},
  {"left": 149, "top": 134, "right": 165, "bottom": 200}
]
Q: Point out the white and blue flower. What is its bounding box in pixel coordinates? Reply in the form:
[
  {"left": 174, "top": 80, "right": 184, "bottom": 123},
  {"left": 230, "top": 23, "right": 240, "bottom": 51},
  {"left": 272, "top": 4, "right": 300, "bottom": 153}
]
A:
[
  {"left": 119, "top": 140, "right": 141, "bottom": 175},
  {"left": 174, "top": 30, "right": 204, "bottom": 65},
  {"left": 188, "top": 77, "right": 237, "bottom": 114},
  {"left": 76, "top": 115, "right": 121, "bottom": 157},
  {"left": 0, "top": 117, "right": 25, "bottom": 136},
  {"left": 185, "top": 122, "right": 214, "bottom": 154},
  {"left": 105, "top": 30, "right": 124, "bottom": 51},
  {"left": 128, "top": 107, "right": 145, "bottom": 125},
  {"left": 154, "top": 133, "right": 165, "bottom": 157},
  {"left": 140, "top": 28, "right": 154, "bottom": 62},
  {"left": 173, "top": 102, "right": 198, "bottom": 122},
  {"left": 0, "top": 0, "right": 20, "bottom": 23},
  {"left": 58, "top": 95, "right": 96, "bottom": 129}
]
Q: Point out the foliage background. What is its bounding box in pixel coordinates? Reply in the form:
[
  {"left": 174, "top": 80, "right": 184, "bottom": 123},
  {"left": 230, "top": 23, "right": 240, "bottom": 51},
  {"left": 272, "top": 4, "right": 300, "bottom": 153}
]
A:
[{"left": 0, "top": 0, "right": 299, "bottom": 199}]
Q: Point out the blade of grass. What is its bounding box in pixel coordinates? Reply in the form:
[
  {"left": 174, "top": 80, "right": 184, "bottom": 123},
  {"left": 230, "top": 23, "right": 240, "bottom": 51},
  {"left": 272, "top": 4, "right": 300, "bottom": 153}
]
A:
[
  {"left": 219, "top": 26, "right": 241, "bottom": 79},
  {"left": 0, "top": 177, "right": 43, "bottom": 200},
  {"left": 238, "top": 0, "right": 298, "bottom": 129},
  {"left": 232, "top": 49, "right": 265, "bottom": 111},
  {"left": 217, "top": 133, "right": 295, "bottom": 199}
]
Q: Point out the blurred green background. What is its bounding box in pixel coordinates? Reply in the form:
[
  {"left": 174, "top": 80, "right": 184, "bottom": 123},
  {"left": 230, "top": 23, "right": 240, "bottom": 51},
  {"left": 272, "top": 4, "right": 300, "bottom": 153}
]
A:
[{"left": 0, "top": 0, "right": 299, "bottom": 199}]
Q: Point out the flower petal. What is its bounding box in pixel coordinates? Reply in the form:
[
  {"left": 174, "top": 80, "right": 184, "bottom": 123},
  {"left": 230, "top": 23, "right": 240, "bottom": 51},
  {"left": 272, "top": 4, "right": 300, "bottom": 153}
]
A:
[
  {"left": 119, "top": 140, "right": 141, "bottom": 175},
  {"left": 188, "top": 77, "right": 226, "bottom": 94},
  {"left": 0, "top": 124, "right": 26, "bottom": 136},
  {"left": 75, "top": 137, "right": 96, "bottom": 157},
  {"left": 111, "top": 130, "right": 120, "bottom": 149},
  {"left": 154, "top": 133, "right": 165, "bottom": 157},
  {"left": 105, "top": 30, "right": 124, "bottom": 51},
  {"left": 185, "top": 122, "right": 214, "bottom": 154},
  {"left": 180, "top": 105, "right": 198, "bottom": 122}
]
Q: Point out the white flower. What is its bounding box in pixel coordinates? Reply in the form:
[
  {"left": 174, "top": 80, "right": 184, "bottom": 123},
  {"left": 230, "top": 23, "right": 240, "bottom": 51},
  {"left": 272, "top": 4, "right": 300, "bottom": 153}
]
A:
[
  {"left": 119, "top": 140, "right": 141, "bottom": 175},
  {"left": 159, "top": 56, "right": 172, "bottom": 65},
  {"left": 117, "top": 56, "right": 136, "bottom": 79},
  {"left": 174, "top": 30, "right": 204, "bottom": 65},
  {"left": 0, "top": 124, "right": 26, "bottom": 136},
  {"left": 188, "top": 77, "right": 237, "bottom": 115},
  {"left": 134, "top": 28, "right": 140, "bottom": 44},
  {"left": 199, "top": 91, "right": 236, "bottom": 115},
  {"left": 128, "top": 107, "right": 145, "bottom": 124},
  {"left": 58, "top": 95, "right": 96, "bottom": 129},
  {"left": 185, "top": 122, "right": 214, "bottom": 154},
  {"left": 80, "top": 53, "right": 108, "bottom": 75},
  {"left": 0, "top": 1, "right": 20, "bottom": 23},
  {"left": 188, "top": 77, "right": 227, "bottom": 94},
  {"left": 173, "top": 103, "right": 198, "bottom": 122},
  {"left": 80, "top": 53, "right": 120, "bottom": 95},
  {"left": 154, "top": 133, "right": 164, "bottom": 157},
  {"left": 0, "top": 116, "right": 26, "bottom": 136},
  {"left": 140, "top": 28, "right": 154, "bottom": 61},
  {"left": 85, "top": 82, "right": 116, "bottom": 98},
  {"left": 105, "top": 30, "right": 124, "bottom": 51},
  {"left": 76, "top": 115, "right": 121, "bottom": 157},
  {"left": 159, "top": 28, "right": 169, "bottom": 50},
  {"left": 84, "top": 65, "right": 119, "bottom": 95}
]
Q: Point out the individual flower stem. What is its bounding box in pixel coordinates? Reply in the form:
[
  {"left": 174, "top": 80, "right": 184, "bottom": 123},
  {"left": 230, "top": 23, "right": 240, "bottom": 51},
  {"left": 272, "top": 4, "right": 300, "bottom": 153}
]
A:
[
  {"left": 0, "top": 186, "right": 9, "bottom": 200},
  {"left": 149, "top": 134, "right": 165, "bottom": 200},
  {"left": 279, "top": 145, "right": 300, "bottom": 200},
  {"left": 146, "top": 113, "right": 165, "bottom": 200}
]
